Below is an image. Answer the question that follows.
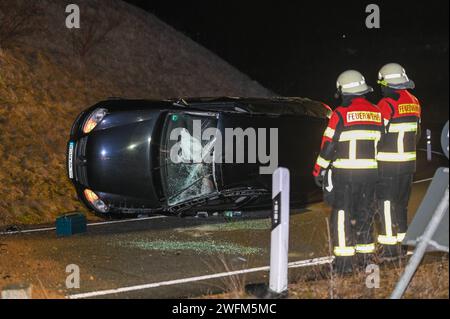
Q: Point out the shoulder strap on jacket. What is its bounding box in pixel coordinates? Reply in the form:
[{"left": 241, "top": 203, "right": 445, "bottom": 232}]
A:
[{"left": 385, "top": 100, "right": 396, "bottom": 119}]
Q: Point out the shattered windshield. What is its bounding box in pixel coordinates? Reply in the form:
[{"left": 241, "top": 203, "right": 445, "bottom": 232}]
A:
[{"left": 161, "top": 113, "right": 219, "bottom": 206}]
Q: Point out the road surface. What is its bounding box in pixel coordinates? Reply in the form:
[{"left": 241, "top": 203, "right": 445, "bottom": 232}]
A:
[{"left": 0, "top": 152, "right": 446, "bottom": 298}]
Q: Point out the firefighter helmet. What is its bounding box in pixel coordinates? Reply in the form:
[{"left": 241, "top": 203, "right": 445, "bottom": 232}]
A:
[
  {"left": 378, "top": 63, "right": 415, "bottom": 89},
  {"left": 336, "top": 70, "right": 373, "bottom": 96}
]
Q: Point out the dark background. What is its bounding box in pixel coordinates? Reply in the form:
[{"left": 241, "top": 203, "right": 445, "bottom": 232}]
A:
[{"left": 125, "top": 0, "right": 449, "bottom": 125}]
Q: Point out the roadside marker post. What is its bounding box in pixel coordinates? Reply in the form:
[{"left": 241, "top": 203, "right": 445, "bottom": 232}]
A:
[
  {"left": 426, "top": 129, "right": 432, "bottom": 162},
  {"left": 244, "top": 167, "right": 291, "bottom": 298},
  {"left": 269, "top": 167, "right": 290, "bottom": 297}
]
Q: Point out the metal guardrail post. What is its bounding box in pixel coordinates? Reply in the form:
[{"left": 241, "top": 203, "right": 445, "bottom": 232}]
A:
[{"left": 390, "top": 187, "right": 449, "bottom": 299}]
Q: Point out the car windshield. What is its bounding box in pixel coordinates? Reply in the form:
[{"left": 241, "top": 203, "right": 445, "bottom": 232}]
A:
[{"left": 160, "top": 112, "right": 219, "bottom": 206}]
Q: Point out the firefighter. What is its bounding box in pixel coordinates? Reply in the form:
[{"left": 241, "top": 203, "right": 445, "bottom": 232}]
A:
[
  {"left": 376, "top": 63, "right": 421, "bottom": 259},
  {"left": 313, "top": 70, "right": 383, "bottom": 274}
]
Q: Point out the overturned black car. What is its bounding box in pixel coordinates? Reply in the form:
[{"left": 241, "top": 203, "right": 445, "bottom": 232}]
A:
[{"left": 67, "top": 97, "right": 330, "bottom": 216}]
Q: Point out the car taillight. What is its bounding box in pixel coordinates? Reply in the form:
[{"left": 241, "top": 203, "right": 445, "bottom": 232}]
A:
[
  {"left": 83, "top": 108, "right": 107, "bottom": 134},
  {"left": 84, "top": 189, "right": 109, "bottom": 213}
]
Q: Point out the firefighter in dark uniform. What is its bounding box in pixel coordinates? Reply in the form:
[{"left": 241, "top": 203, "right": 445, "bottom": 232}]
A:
[
  {"left": 376, "top": 63, "right": 421, "bottom": 259},
  {"left": 313, "top": 70, "right": 384, "bottom": 274}
]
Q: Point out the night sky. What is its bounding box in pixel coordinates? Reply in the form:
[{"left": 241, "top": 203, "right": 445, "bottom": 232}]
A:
[{"left": 125, "top": 0, "right": 449, "bottom": 124}]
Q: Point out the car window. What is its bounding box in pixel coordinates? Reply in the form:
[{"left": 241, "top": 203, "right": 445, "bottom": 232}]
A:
[{"left": 161, "top": 113, "right": 219, "bottom": 206}]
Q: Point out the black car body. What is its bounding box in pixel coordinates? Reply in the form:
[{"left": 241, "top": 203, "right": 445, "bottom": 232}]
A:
[{"left": 67, "top": 97, "right": 330, "bottom": 216}]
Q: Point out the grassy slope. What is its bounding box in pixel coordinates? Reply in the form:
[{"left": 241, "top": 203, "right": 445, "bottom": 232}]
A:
[{"left": 0, "top": 0, "right": 272, "bottom": 226}]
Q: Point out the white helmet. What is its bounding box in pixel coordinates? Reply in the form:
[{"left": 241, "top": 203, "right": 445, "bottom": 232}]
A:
[
  {"left": 336, "top": 70, "right": 373, "bottom": 96},
  {"left": 378, "top": 63, "right": 415, "bottom": 89}
]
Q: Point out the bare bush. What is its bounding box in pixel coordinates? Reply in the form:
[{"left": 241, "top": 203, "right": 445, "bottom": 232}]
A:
[
  {"left": 70, "top": 5, "right": 121, "bottom": 61},
  {"left": 0, "top": 0, "right": 43, "bottom": 49}
]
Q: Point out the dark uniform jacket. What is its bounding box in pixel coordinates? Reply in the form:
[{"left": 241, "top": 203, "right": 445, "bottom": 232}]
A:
[
  {"left": 313, "top": 96, "right": 384, "bottom": 183},
  {"left": 377, "top": 89, "right": 421, "bottom": 176}
]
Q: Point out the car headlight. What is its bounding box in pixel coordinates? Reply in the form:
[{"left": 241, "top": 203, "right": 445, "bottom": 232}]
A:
[
  {"left": 83, "top": 108, "right": 107, "bottom": 134},
  {"left": 84, "top": 189, "right": 109, "bottom": 213}
]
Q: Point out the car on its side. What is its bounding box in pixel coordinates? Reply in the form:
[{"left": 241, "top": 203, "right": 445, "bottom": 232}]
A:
[{"left": 67, "top": 97, "right": 330, "bottom": 216}]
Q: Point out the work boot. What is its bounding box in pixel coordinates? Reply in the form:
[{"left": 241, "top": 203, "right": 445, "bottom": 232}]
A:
[
  {"left": 377, "top": 244, "right": 406, "bottom": 262},
  {"left": 356, "top": 254, "right": 377, "bottom": 271},
  {"left": 332, "top": 257, "right": 354, "bottom": 276},
  {"left": 399, "top": 245, "right": 408, "bottom": 257}
]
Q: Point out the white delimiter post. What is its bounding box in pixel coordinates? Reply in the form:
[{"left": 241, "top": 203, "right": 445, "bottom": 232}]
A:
[{"left": 269, "top": 167, "right": 290, "bottom": 295}]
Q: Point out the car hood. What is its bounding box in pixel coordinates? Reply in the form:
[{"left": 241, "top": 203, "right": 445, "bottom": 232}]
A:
[{"left": 85, "top": 119, "right": 160, "bottom": 202}]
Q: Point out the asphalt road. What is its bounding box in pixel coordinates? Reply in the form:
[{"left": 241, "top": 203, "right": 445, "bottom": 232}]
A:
[
  {"left": 0, "top": 180, "right": 434, "bottom": 299},
  {"left": 0, "top": 151, "right": 447, "bottom": 299}
]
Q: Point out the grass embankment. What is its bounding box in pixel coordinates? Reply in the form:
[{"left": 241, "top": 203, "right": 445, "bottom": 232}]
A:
[{"left": 0, "top": 0, "right": 271, "bottom": 227}]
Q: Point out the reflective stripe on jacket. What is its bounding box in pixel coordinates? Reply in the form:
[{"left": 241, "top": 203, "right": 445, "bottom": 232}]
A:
[
  {"left": 377, "top": 90, "right": 421, "bottom": 176},
  {"left": 313, "top": 97, "right": 384, "bottom": 180}
]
